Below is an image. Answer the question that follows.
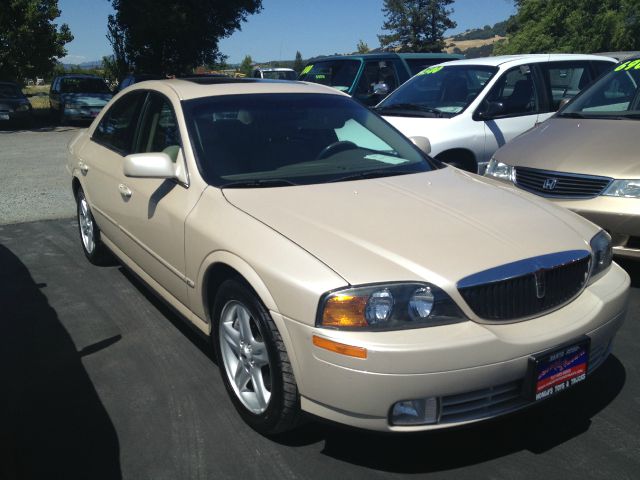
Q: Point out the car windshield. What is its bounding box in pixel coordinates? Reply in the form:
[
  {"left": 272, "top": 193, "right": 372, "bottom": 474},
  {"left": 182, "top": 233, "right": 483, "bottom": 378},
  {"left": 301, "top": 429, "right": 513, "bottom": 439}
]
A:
[
  {"left": 559, "top": 59, "right": 640, "bottom": 119},
  {"left": 262, "top": 70, "right": 297, "bottom": 80},
  {"left": 376, "top": 65, "right": 498, "bottom": 118},
  {"left": 0, "top": 84, "right": 24, "bottom": 99},
  {"left": 298, "top": 60, "right": 361, "bottom": 92},
  {"left": 182, "top": 93, "right": 433, "bottom": 187},
  {"left": 60, "top": 78, "right": 111, "bottom": 94}
]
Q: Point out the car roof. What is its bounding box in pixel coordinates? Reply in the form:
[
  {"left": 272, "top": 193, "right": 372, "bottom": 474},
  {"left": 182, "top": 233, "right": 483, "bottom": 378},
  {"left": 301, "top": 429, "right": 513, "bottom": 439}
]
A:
[
  {"left": 307, "top": 52, "right": 462, "bottom": 63},
  {"left": 127, "top": 77, "right": 346, "bottom": 101},
  {"left": 429, "top": 54, "right": 618, "bottom": 68}
]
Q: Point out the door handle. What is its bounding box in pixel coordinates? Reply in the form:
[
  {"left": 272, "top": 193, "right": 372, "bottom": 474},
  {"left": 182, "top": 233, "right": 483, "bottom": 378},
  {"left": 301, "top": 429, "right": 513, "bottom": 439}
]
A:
[
  {"left": 118, "top": 183, "right": 132, "bottom": 199},
  {"left": 78, "top": 161, "right": 89, "bottom": 175}
]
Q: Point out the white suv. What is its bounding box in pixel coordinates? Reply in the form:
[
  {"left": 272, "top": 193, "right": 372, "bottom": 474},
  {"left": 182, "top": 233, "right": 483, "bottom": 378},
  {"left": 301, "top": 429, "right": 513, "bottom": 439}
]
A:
[{"left": 377, "top": 54, "right": 616, "bottom": 173}]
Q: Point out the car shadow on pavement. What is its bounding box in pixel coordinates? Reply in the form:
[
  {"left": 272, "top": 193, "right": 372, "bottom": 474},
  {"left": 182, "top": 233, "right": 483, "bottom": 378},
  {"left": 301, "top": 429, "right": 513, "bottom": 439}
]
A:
[
  {"left": 273, "top": 353, "right": 625, "bottom": 474},
  {"left": 0, "top": 244, "right": 122, "bottom": 480}
]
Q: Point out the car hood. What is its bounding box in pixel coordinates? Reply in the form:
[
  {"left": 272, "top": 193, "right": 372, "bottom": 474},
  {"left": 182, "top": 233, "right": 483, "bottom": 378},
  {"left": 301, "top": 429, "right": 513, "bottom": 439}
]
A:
[
  {"left": 61, "top": 93, "right": 112, "bottom": 106},
  {"left": 495, "top": 117, "right": 640, "bottom": 179},
  {"left": 223, "top": 168, "right": 597, "bottom": 288}
]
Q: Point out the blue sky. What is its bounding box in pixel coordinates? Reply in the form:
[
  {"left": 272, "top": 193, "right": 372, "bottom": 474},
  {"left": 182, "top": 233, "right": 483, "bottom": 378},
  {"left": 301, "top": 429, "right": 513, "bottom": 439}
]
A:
[{"left": 57, "top": 0, "right": 516, "bottom": 65}]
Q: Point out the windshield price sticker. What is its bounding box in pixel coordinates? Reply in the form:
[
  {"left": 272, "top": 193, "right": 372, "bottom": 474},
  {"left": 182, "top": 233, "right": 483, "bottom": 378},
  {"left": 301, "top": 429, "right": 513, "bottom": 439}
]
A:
[
  {"left": 418, "top": 66, "right": 444, "bottom": 76},
  {"left": 615, "top": 59, "right": 640, "bottom": 71},
  {"left": 532, "top": 341, "right": 589, "bottom": 401},
  {"left": 301, "top": 65, "right": 313, "bottom": 75}
]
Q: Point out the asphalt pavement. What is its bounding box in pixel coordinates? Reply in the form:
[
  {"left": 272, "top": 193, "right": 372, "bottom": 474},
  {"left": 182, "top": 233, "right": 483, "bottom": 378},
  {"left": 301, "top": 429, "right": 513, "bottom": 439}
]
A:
[{"left": 0, "top": 130, "right": 639, "bottom": 480}]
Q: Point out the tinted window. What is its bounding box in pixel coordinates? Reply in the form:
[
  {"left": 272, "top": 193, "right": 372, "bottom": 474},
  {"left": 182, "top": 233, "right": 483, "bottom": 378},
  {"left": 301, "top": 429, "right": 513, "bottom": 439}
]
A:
[
  {"left": 542, "top": 62, "right": 591, "bottom": 110},
  {"left": 298, "top": 61, "right": 361, "bottom": 92},
  {"left": 60, "top": 77, "right": 111, "bottom": 94},
  {"left": 377, "top": 65, "right": 498, "bottom": 117},
  {"left": 0, "top": 84, "right": 23, "bottom": 99},
  {"left": 561, "top": 59, "right": 640, "bottom": 117},
  {"left": 182, "top": 93, "right": 432, "bottom": 187},
  {"left": 135, "top": 93, "right": 181, "bottom": 161},
  {"left": 261, "top": 70, "right": 297, "bottom": 80},
  {"left": 355, "top": 61, "right": 398, "bottom": 96},
  {"left": 592, "top": 61, "right": 615, "bottom": 77},
  {"left": 405, "top": 58, "right": 444, "bottom": 76},
  {"left": 485, "top": 65, "right": 538, "bottom": 116},
  {"left": 93, "top": 91, "right": 146, "bottom": 154}
]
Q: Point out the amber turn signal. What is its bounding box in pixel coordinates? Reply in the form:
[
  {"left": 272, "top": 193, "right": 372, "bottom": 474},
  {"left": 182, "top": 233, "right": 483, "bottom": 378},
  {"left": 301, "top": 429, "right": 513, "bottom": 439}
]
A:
[
  {"left": 321, "top": 294, "right": 368, "bottom": 327},
  {"left": 312, "top": 335, "right": 368, "bottom": 359}
]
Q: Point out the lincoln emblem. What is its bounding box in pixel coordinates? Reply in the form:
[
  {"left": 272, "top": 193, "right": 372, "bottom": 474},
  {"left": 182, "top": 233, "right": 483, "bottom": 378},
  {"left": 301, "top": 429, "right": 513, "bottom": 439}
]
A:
[{"left": 534, "top": 270, "right": 546, "bottom": 299}]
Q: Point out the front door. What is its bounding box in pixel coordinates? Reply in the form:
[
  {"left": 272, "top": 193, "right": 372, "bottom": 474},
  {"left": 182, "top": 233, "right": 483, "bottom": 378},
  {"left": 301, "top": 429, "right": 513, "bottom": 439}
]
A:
[{"left": 479, "top": 64, "right": 541, "bottom": 163}]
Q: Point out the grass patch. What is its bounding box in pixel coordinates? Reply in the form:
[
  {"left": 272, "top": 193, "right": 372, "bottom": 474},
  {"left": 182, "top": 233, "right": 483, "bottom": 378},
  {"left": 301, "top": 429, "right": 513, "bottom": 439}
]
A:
[{"left": 23, "top": 85, "right": 50, "bottom": 110}]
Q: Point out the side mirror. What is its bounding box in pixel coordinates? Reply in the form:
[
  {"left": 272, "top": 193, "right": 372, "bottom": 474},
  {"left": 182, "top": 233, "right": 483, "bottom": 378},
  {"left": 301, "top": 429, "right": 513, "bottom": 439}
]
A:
[
  {"left": 475, "top": 101, "right": 505, "bottom": 120},
  {"left": 372, "top": 82, "right": 390, "bottom": 96},
  {"left": 558, "top": 97, "right": 572, "bottom": 110},
  {"left": 410, "top": 136, "right": 431, "bottom": 155},
  {"left": 123, "top": 152, "right": 176, "bottom": 179}
]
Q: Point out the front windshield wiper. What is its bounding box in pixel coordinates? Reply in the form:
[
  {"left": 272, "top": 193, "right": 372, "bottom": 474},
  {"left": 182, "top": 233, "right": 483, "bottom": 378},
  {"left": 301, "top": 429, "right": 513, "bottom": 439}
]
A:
[
  {"left": 375, "top": 103, "right": 444, "bottom": 118},
  {"left": 220, "top": 178, "right": 299, "bottom": 188},
  {"left": 329, "top": 169, "right": 417, "bottom": 183}
]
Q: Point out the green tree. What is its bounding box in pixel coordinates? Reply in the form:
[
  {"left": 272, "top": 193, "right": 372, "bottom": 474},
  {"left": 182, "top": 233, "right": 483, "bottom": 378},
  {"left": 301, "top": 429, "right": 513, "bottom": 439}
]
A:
[
  {"left": 0, "top": 0, "right": 73, "bottom": 83},
  {"left": 293, "top": 51, "right": 304, "bottom": 73},
  {"left": 107, "top": 0, "right": 263, "bottom": 76},
  {"left": 495, "top": 0, "right": 640, "bottom": 54},
  {"left": 357, "top": 40, "right": 370, "bottom": 53},
  {"left": 239, "top": 54, "right": 253, "bottom": 76},
  {"left": 378, "top": 0, "right": 456, "bottom": 52}
]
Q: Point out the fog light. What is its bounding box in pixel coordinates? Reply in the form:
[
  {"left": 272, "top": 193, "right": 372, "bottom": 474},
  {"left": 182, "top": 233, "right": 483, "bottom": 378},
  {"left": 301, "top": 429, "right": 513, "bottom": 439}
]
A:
[{"left": 390, "top": 397, "right": 439, "bottom": 426}]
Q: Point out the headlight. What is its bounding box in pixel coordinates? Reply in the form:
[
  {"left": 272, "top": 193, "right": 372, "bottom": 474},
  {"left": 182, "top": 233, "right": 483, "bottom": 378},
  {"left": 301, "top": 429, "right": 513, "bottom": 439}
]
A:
[
  {"left": 16, "top": 103, "right": 31, "bottom": 112},
  {"left": 590, "top": 230, "right": 613, "bottom": 280},
  {"left": 317, "top": 283, "right": 466, "bottom": 330},
  {"left": 65, "top": 103, "right": 83, "bottom": 109},
  {"left": 603, "top": 180, "right": 640, "bottom": 198},
  {"left": 484, "top": 157, "right": 514, "bottom": 181}
]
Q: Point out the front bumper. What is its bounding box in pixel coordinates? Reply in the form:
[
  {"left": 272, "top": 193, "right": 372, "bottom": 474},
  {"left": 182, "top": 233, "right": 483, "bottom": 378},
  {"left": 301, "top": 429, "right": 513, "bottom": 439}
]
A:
[
  {"left": 274, "top": 262, "right": 629, "bottom": 432},
  {"left": 63, "top": 106, "right": 105, "bottom": 121},
  {"left": 549, "top": 196, "right": 640, "bottom": 259}
]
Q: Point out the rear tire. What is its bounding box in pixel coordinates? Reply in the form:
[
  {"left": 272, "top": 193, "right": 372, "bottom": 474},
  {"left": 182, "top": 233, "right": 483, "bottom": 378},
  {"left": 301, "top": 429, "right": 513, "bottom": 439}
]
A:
[
  {"left": 76, "top": 187, "right": 111, "bottom": 265},
  {"left": 212, "top": 278, "right": 301, "bottom": 435}
]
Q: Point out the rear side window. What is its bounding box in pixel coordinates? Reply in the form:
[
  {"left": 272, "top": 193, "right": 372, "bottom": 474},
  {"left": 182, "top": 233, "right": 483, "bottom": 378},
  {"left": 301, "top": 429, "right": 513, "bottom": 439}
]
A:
[
  {"left": 541, "top": 62, "right": 591, "bottom": 110},
  {"left": 93, "top": 91, "right": 146, "bottom": 155}
]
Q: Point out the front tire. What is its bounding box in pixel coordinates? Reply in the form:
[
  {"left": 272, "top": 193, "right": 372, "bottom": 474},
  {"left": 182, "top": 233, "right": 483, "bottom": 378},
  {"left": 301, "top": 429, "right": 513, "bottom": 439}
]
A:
[
  {"left": 212, "top": 279, "right": 301, "bottom": 435},
  {"left": 76, "top": 187, "right": 110, "bottom": 265}
]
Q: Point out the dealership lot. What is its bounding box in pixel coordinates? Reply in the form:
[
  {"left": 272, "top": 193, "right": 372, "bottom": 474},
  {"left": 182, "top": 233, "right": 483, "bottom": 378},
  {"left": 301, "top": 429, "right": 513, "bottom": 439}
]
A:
[{"left": 0, "top": 129, "right": 639, "bottom": 479}]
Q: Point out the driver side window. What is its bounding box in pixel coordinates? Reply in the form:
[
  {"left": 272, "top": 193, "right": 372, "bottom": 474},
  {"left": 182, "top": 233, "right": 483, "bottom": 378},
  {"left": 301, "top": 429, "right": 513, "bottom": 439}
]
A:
[
  {"left": 486, "top": 65, "right": 539, "bottom": 117},
  {"left": 135, "top": 93, "right": 182, "bottom": 162}
]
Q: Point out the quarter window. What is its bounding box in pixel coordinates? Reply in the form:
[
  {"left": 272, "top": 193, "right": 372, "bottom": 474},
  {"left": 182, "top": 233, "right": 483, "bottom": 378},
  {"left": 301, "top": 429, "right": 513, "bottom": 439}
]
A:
[
  {"left": 93, "top": 91, "right": 146, "bottom": 154},
  {"left": 485, "top": 65, "right": 538, "bottom": 116}
]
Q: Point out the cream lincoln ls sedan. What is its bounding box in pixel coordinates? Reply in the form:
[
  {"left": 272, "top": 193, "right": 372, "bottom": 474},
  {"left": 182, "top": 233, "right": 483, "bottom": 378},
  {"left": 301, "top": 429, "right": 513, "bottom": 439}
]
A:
[{"left": 67, "top": 77, "right": 629, "bottom": 435}]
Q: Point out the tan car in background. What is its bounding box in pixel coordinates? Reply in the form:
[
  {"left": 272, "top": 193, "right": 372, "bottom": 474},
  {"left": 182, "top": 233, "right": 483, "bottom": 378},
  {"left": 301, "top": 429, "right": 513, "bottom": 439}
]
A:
[
  {"left": 67, "top": 78, "right": 629, "bottom": 435},
  {"left": 486, "top": 57, "right": 640, "bottom": 259}
]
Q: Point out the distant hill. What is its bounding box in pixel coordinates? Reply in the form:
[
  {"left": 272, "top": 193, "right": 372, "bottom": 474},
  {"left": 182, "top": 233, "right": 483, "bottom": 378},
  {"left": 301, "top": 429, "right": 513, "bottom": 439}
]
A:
[
  {"left": 453, "top": 21, "right": 508, "bottom": 42},
  {"left": 62, "top": 60, "right": 102, "bottom": 70}
]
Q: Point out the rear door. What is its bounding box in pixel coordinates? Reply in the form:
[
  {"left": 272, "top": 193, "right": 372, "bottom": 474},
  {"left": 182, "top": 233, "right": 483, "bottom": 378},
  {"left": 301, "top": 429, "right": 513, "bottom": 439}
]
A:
[{"left": 478, "top": 64, "right": 542, "bottom": 162}]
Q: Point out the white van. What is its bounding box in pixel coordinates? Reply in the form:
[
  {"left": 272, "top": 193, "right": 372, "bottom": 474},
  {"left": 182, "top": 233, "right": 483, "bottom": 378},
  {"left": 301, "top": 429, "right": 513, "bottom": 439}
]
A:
[{"left": 376, "top": 54, "right": 616, "bottom": 173}]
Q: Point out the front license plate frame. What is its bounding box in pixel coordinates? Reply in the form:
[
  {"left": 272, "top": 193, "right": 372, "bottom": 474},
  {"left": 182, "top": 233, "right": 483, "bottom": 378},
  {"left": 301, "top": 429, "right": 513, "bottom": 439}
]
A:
[{"left": 525, "top": 336, "right": 590, "bottom": 401}]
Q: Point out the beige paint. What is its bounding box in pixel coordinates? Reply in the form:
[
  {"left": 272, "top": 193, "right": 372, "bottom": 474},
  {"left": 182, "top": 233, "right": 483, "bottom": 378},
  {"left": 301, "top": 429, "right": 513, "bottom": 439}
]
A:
[
  {"left": 68, "top": 79, "right": 630, "bottom": 432},
  {"left": 492, "top": 117, "right": 640, "bottom": 258}
]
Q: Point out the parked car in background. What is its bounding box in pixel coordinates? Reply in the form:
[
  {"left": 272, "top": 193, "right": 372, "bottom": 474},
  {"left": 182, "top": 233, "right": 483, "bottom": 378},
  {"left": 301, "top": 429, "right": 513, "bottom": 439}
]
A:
[
  {"left": 298, "top": 52, "right": 463, "bottom": 106},
  {"left": 252, "top": 68, "right": 297, "bottom": 80},
  {"left": 67, "top": 76, "right": 628, "bottom": 435},
  {"left": 486, "top": 56, "right": 640, "bottom": 260},
  {"left": 50, "top": 74, "right": 113, "bottom": 124},
  {"left": 0, "top": 81, "right": 33, "bottom": 127},
  {"left": 117, "top": 73, "right": 163, "bottom": 92},
  {"left": 377, "top": 54, "right": 616, "bottom": 173}
]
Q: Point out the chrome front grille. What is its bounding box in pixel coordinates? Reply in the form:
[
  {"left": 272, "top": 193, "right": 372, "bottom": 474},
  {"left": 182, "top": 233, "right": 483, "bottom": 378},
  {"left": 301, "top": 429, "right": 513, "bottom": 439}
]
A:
[
  {"left": 514, "top": 167, "right": 612, "bottom": 198},
  {"left": 458, "top": 251, "right": 591, "bottom": 321}
]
